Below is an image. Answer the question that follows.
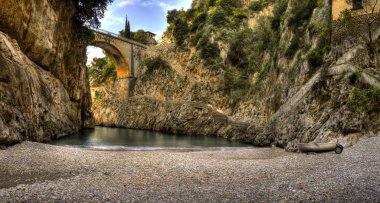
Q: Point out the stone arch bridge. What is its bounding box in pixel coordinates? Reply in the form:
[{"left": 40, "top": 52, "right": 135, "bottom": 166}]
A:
[{"left": 90, "top": 29, "right": 148, "bottom": 96}]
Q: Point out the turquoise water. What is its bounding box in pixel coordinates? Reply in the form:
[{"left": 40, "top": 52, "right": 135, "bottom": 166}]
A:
[{"left": 50, "top": 127, "right": 251, "bottom": 149}]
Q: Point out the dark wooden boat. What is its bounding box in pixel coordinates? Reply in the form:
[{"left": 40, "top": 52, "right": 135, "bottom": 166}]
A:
[{"left": 298, "top": 142, "right": 343, "bottom": 154}]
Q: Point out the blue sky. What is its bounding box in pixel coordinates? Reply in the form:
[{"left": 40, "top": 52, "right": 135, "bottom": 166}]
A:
[{"left": 87, "top": 0, "right": 192, "bottom": 64}]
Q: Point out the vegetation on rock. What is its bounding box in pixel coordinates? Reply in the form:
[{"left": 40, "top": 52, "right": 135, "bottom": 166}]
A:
[
  {"left": 87, "top": 54, "right": 117, "bottom": 86},
  {"left": 348, "top": 87, "right": 380, "bottom": 113},
  {"left": 72, "top": 0, "right": 114, "bottom": 41},
  {"left": 141, "top": 56, "right": 172, "bottom": 79}
]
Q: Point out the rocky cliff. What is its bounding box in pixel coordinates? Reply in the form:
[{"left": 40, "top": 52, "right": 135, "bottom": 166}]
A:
[
  {"left": 92, "top": 0, "right": 380, "bottom": 147},
  {"left": 0, "top": 0, "right": 93, "bottom": 145}
]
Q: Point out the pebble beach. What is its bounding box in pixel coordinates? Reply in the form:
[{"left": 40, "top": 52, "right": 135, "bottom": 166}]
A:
[{"left": 0, "top": 137, "right": 379, "bottom": 202}]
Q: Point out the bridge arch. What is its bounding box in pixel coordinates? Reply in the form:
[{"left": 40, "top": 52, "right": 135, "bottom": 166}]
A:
[
  {"left": 90, "top": 29, "right": 148, "bottom": 79},
  {"left": 89, "top": 40, "right": 130, "bottom": 78},
  {"left": 88, "top": 29, "right": 148, "bottom": 97}
]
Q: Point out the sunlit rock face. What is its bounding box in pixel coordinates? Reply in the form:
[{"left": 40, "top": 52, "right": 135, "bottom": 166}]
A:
[
  {"left": 0, "top": 0, "right": 93, "bottom": 145},
  {"left": 91, "top": 0, "right": 379, "bottom": 147}
]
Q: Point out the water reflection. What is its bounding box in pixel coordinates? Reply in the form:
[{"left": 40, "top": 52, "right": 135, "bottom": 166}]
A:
[{"left": 51, "top": 127, "right": 251, "bottom": 148}]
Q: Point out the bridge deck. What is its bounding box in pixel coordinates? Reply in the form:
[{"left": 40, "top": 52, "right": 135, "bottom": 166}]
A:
[{"left": 92, "top": 29, "right": 149, "bottom": 49}]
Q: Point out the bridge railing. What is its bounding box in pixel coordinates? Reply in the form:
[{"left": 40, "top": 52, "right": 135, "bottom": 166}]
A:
[{"left": 91, "top": 28, "right": 149, "bottom": 49}]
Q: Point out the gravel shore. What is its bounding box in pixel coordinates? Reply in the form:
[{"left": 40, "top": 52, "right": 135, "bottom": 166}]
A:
[{"left": 0, "top": 137, "right": 379, "bottom": 202}]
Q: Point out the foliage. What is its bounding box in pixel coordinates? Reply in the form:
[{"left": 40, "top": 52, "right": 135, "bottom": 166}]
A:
[
  {"left": 227, "top": 17, "right": 274, "bottom": 71},
  {"left": 124, "top": 15, "right": 131, "bottom": 38},
  {"left": 308, "top": 22, "right": 330, "bottom": 38},
  {"left": 223, "top": 70, "right": 251, "bottom": 104},
  {"left": 191, "top": 11, "right": 207, "bottom": 32},
  {"left": 72, "top": 0, "right": 113, "bottom": 42},
  {"left": 284, "top": 29, "right": 304, "bottom": 58},
  {"left": 196, "top": 33, "right": 222, "bottom": 68},
  {"left": 119, "top": 29, "right": 152, "bottom": 45},
  {"left": 348, "top": 87, "right": 380, "bottom": 112},
  {"left": 73, "top": 0, "right": 113, "bottom": 28},
  {"left": 208, "top": 6, "right": 228, "bottom": 26},
  {"left": 270, "top": 0, "right": 288, "bottom": 30},
  {"left": 131, "top": 29, "right": 149, "bottom": 45},
  {"left": 249, "top": 0, "right": 271, "bottom": 12},
  {"left": 306, "top": 48, "right": 324, "bottom": 67},
  {"left": 231, "top": 8, "right": 249, "bottom": 24},
  {"left": 215, "top": 0, "right": 243, "bottom": 14},
  {"left": 287, "top": 0, "right": 319, "bottom": 28},
  {"left": 76, "top": 24, "right": 96, "bottom": 43},
  {"left": 87, "top": 54, "right": 117, "bottom": 86},
  {"left": 142, "top": 56, "right": 171, "bottom": 77},
  {"left": 167, "top": 9, "right": 190, "bottom": 46}
]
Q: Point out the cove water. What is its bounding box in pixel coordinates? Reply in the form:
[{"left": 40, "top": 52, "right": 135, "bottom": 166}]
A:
[{"left": 50, "top": 127, "right": 252, "bottom": 150}]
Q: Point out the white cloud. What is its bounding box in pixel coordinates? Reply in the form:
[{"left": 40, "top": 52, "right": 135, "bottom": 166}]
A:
[
  {"left": 117, "top": 0, "right": 191, "bottom": 12},
  {"left": 100, "top": 10, "right": 124, "bottom": 27},
  {"left": 117, "top": 0, "right": 138, "bottom": 7},
  {"left": 117, "top": 0, "right": 154, "bottom": 8},
  {"left": 156, "top": 0, "right": 191, "bottom": 13}
]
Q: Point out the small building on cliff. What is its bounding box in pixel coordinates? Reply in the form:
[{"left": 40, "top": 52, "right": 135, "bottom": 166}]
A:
[
  {"left": 332, "top": 0, "right": 380, "bottom": 19},
  {"left": 331, "top": 0, "right": 380, "bottom": 63}
]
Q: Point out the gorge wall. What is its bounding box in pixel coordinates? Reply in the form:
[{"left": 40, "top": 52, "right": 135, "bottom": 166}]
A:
[
  {"left": 92, "top": 0, "right": 380, "bottom": 148},
  {"left": 0, "top": 0, "right": 93, "bottom": 145}
]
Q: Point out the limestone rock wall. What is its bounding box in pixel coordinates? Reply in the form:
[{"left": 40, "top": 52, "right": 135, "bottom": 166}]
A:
[
  {"left": 91, "top": 0, "right": 379, "bottom": 147},
  {"left": 93, "top": 95, "right": 263, "bottom": 144},
  {"left": 0, "top": 0, "right": 93, "bottom": 145}
]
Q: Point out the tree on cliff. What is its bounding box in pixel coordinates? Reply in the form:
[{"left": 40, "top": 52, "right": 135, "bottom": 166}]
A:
[
  {"left": 131, "top": 30, "right": 149, "bottom": 45},
  {"left": 73, "top": 0, "right": 114, "bottom": 28},
  {"left": 124, "top": 15, "right": 131, "bottom": 39}
]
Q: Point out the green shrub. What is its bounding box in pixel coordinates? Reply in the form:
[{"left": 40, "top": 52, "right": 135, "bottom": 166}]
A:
[
  {"left": 88, "top": 55, "right": 117, "bottom": 86},
  {"left": 287, "top": 0, "right": 319, "bottom": 28},
  {"left": 141, "top": 56, "right": 172, "bottom": 80},
  {"left": 249, "top": 0, "right": 270, "bottom": 12},
  {"left": 191, "top": 11, "right": 207, "bottom": 31},
  {"left": 131, "top": 29, "right": 149, "bottom": 45},
  {"left": 200, "top": 42, "right": 221, "bottom": 66},
  {"left": 143, "top": 56, "right": 171, "bottom": 75},
  {"left": 227, "top": 28, "right": 255, "bottom": 69},
  {"left": 223, "top": 70, "right": 251, "bottom": 102},
  {"left": 284, "top": 30, "right": 304, "bottom": 58},
  {"left": 227, "top": 17, "right": 276, "bottom": 72},
  {"left": 348, "top": 87, "right": 380, "bottom": 112},
  {"left": 215, "top": 0, "right": 242, "bottom": 14},
  {"left": 173, "top": 19, "right": 190, "bottom": 46},
  {"left": 306, "top": 48, "right": 324, "bottom": 67},
  {"left": 271, "top": 0, "right": 288, "bottom": 30},
  {"left": 208, "top": 6, "right": 228, "bottom": 26},
  {"left": 189, "top": 30, "right": 204, "bottom": 46},
  {"left": 195, "top": 33, "right": 222, "bottom": 67},
  {"left": 167, "top": 9, "right": 190, "bottom": 46},
  {"left": 231, "top": 8, "right": 248, "bottom": 24},
  {"left": 308, "top": 22, "right": 330, "bottom": 37}
]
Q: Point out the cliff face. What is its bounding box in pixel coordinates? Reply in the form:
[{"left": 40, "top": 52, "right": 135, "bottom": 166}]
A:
[
  {"left": 0, "top": 0, "right": 93, "bottom": 145},
  {"left": 91, "top": 0, "right": 380, "bottom": 147}
]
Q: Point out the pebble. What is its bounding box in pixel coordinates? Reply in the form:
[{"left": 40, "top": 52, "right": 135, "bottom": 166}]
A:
[{"left": 0, "top": 137, "right": 379, "bottom": 202}]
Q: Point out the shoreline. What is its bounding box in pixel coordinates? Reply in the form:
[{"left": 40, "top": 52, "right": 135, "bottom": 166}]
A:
[{"left": 0, "top": 137, "right": 379, "bottom": 202}]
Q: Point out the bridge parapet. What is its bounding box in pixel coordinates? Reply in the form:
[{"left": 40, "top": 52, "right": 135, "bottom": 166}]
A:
[{"left": 92, "top": 29, "right": 148, "bottom": 49}]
